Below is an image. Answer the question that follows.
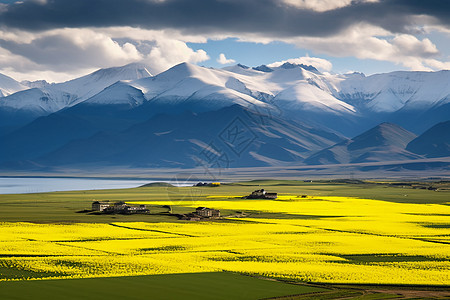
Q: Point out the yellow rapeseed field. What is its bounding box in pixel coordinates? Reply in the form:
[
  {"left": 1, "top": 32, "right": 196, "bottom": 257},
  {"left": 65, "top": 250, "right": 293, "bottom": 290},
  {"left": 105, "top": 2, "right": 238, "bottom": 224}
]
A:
[{"left": 1, "top": 196, "right": 449, "bottom": 285}]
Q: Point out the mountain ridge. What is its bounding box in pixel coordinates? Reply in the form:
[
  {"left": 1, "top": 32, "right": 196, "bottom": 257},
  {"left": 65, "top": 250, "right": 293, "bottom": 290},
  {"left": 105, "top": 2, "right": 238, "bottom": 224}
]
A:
[{"left": 0, "top": 61, "right": 449, "bottom": 173}]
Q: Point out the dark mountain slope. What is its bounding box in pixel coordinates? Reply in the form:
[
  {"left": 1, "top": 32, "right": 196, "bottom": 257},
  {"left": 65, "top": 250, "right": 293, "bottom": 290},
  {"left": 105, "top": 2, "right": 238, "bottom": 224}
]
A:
[
  {"left": 37, "top": 105, "right": 344, "bottom": 168},
  {"left": 305, "top": 122, "right": 421, "bottom": 165},
  {"left": 406, "top": 120, "right": 450, "bottom": 158}
]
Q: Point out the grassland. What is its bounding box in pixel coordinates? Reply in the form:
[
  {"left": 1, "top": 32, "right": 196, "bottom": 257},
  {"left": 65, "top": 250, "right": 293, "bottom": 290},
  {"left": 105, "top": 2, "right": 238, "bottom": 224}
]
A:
[
  {"left": 0, "top": 272, "right": 328, "bottom": 300},
  {"left": 0, "top": 179, "right": 449, "bottom": 299}
]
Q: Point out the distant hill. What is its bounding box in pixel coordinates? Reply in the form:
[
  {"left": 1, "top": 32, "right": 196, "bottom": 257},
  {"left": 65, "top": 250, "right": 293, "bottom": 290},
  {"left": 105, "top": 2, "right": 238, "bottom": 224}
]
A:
[
  {"left": 305, "top": 122, "right": 421, "bottom": 165},
  {"left": 140, "top": 182, "right": 174, "bottom": 187},
  {"left": 407, "top": 120, "right": 450, "bottom": 158}
]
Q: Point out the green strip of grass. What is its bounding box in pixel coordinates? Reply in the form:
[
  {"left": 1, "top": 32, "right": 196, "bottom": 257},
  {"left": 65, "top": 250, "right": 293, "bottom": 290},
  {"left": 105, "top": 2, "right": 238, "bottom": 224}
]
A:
[{"left": 0, "top": 272, "right": 326, "bottom": 300}]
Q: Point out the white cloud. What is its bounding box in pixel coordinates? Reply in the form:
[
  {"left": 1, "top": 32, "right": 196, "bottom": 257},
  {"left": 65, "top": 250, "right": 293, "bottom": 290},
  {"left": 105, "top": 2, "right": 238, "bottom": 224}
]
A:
[
  {"left": 282, "top": 0, "right": 379, "bottom": 12},
  {"left": 268, "top": 55, "right": 332, "bottom": 72},
  {"left": 0, "top": 27, "right": 210, "bottom": 82},
  {"left": 391, "top": 35, "right": 438, "bottom": 58},
  {"left": 285, "top": 24, "right": 447, "bottom": 72},
  {"left": 145, "top": 39, "right": 209, "bottom": 74},
  {"left": 231, "top": 23, "right": 449, "bottom": 72},
  {"left": 0, "top": 28, "right": 142, "bottom": 72},
  {"left": 30, "top": 0, "right": 48, "bottom": 5},
  {"left": 424, "top": 59, "right": 450, "bottom": 70},
  {"left": 0, "top": 21, "right": 448, "bottom": 82},
  {"left": 217, "top": 53, "right": 235, "bottom": 65}
]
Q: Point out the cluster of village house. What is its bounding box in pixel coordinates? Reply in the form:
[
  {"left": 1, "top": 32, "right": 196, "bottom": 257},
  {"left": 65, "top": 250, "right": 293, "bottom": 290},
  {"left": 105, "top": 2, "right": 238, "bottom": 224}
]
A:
[
  {"left": 91, "top": 200, "right": 220, "bottom": 219},
  {"left": 92, "top": 201, "right": 148, "bottom": 214},
  {"left": 91, "top": 189, "right": 277, "bottom": 219}
]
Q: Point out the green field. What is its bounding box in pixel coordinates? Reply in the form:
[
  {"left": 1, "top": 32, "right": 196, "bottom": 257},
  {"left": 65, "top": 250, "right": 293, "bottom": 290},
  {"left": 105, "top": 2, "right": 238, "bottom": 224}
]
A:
[
  {"left": 0, "top": 272, "right": 328, "bottom": 300},
  {"left": 0, "top": 180, "right": 449, "bottom": 223},
  {"left": 0, "top": 179, "right": 449, "bottom": 299}
]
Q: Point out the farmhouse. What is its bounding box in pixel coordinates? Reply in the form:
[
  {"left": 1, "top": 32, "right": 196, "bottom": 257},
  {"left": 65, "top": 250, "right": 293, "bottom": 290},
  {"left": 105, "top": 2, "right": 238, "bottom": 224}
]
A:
[
  {"left": 196, "top": 207, "right": 221, "bottom": 217},
  {"left": 244, "top": 189, "right": 278, "bottom": 199}
]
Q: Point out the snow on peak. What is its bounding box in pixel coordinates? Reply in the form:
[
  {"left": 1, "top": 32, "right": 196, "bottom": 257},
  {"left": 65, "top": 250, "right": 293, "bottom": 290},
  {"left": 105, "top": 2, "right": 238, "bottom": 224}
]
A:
[
  {"left": 51, "top": 63, "right": 153, "bottom": 105},
  {"left": 84, "top": 81, "right": 146, "bottom": 106},
  {"left": 89, "top": 63, "right": 152, "bottom": 81},
  {"left": 131, "top": 62, "right": 272, "bottom": 110},
  {"left": 0, "top": 87, "right": 77, "bottom": 113},
  {"left": 336, "top": 70, "right": 450, "bottom": 112},
  {"left": 0, "top": 63, "right": 154, "bottom": 114},
  {"left": 0, "top": 72, "right": 28, "bottom": 97},
  {"left": 127, "top": 62, "right": 358, "bottom": 116},
  {"left": 2, "top": 61, "right": 449, "bottom": 125},
  {"left": 21, "top": 80, "right": 51, "bottom": 89}
]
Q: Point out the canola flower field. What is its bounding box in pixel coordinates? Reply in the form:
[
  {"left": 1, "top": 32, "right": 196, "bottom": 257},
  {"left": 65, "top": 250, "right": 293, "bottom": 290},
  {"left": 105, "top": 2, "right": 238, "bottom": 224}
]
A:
[{"left": 0, "top": 181, "right": 449, "bottom": 286}]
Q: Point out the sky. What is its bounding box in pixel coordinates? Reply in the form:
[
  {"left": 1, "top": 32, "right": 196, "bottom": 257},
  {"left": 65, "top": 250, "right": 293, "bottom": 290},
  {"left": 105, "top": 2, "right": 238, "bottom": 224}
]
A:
[{"left": 0, "top": 0, "right": 448, "bottom": 82}]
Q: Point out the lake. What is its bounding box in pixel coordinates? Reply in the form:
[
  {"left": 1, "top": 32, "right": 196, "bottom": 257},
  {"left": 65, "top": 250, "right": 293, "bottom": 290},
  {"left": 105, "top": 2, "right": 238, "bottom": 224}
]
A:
[{"left": 0, "top": 177, "right": 169, "bottom": 194}]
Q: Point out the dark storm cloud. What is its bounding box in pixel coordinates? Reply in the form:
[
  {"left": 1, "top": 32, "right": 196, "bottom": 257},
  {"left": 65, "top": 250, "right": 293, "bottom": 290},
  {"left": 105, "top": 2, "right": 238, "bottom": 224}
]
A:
[{"left": 0, "top": 0, "right": 448, "bottom": 37}]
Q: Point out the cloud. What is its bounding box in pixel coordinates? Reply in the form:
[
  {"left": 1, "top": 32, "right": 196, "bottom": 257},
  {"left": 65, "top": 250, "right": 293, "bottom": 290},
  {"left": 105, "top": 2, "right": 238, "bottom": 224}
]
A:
[
  {"left": 144, "top": 38, "right": 209, "bottom": 74},
  {"left": 0, "top": 0, "right": 448, "bottom": 81},
  {"left": 268, "top": 56, "right": 333, "bottom": 72},
  {"left": 281, "top": 24, "right": 447, "bottom": 71},
  {"left": 217, "top": 53, "right": 235, "bottom": 65},
  {"left": 0, "top": 28, "right": 142, "bottom": 72},
  {"left": 0, "top": 28, "right": 210, "bottom": 81},
  {"left": 424, "top": 59, "right": 450, "bottom": 70},
  {"left": 391, "top": 35, "right": 438, "bottom": 58},
  {"left": 0, "top": 0, "right": 448, "bottom": 38},
  {"left": 282, "top": 0, "right": 380, "bottom": 12},
  {"left": 0, "top": 46, "right": 89, "bottom": 82}
]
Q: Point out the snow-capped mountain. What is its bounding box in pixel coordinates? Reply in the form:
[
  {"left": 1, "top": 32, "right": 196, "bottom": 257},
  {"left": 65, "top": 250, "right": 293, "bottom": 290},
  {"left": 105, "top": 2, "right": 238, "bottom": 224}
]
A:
[
  {"left": 21, "top": 80, "right": 50, "bottom": 89},
  {"left": 55, "top": 63, "right": 152, "bottom": 103},
  {"left": 120, "top": 62, "right": 449, "bottom": 135},
  {"left": 0, "top": 73, "right": 27, "bottom": 97},
  {"left": 2, "top": 61, "right": 449, "bottom": 135},
  {"left": 106, "top": 62, "right": 354, "bottom": 116},
  {"left": 0, "top": 61, "right": 449, "bottom": 172},
  {"left": 0, "top": 63, "right": 152, "bottom": 134},
  {"left": 1, "top": 63, "right": 152, "bottom": 112},
  {"left": 335, "top": 70, "right": 450, "bottom": 112},
  {"left": 128, "top": 62, "right": 271, "bottom": 111}
]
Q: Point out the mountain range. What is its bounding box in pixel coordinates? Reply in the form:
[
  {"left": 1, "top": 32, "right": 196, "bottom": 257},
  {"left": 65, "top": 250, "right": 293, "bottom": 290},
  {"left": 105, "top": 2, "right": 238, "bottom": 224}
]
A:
[{"left": 0, "top": 62, "right": 448, "bottom": 174}]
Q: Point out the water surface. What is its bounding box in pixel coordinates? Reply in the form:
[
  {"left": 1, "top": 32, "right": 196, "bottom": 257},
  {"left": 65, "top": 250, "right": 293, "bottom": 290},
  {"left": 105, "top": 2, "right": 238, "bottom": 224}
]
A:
[{"left": 0, "top": 177, "right": 157, "bottom": 194}]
